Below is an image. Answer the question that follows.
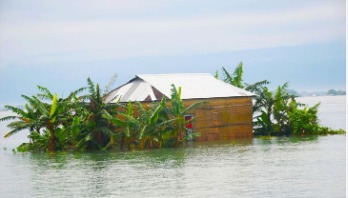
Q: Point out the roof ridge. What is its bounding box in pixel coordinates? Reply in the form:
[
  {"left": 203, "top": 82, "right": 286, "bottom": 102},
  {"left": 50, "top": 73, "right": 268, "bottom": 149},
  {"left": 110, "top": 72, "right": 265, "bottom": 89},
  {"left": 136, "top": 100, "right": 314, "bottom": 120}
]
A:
[
  {"left": 135, "top": 75, "right": 170, "bottom": 98},
  {"left": 137, "top": 73, "right": 212, "bottom": 76}
]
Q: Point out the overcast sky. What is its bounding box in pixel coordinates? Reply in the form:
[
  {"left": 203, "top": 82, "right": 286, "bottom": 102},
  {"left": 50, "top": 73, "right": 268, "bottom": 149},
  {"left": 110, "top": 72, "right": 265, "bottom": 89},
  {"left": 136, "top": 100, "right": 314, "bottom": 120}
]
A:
[{"left": 0, "top": 0, "right": 346, "bottom": 105}]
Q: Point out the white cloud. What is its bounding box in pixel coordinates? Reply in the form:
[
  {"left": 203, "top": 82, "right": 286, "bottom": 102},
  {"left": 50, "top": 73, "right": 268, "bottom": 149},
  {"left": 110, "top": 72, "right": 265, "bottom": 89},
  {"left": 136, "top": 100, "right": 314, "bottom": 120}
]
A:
[{"left": 0, "top": 1, "right": 345, "bottom": 66}]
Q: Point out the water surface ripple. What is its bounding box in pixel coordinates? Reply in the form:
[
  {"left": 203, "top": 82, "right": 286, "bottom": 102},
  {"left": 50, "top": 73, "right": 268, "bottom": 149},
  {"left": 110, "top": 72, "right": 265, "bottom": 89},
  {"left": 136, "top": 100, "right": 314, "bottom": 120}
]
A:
[
  {"left": 0, "top": 96, "right": 345, "bottom": 197},
  {"left": 0, "top": 136, "right": 345, "bottom": 197}
]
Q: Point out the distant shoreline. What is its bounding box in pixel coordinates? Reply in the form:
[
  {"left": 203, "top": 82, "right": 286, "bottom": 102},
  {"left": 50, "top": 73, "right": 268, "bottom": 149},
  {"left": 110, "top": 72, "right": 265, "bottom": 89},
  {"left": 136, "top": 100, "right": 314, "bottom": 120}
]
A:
[{"left": 1, "top": 95, "right": 345, "bottom": 112}]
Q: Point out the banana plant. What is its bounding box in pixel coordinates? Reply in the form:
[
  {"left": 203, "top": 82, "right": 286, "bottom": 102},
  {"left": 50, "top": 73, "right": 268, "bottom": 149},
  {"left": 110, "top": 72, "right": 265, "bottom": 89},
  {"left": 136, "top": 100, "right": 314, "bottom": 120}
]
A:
[
  {"left": 168, "top": 84, "right": 205, "bottom": 145},
  {"left": 273, "top": 83, "right": 294, "bottom": 135},
  {"left": 253, "top": 86, "right": 274, "bottom": 131},
  {"left": 1, "top": 93, "right": 61, "bottom": 151},
  {"left": 135, "top": 97, "right": 170, "bottom": 149},
  {"left": 78, "top": 77, "right": 120, "bottom": 150},
  {"left": 31, "top": 93, "right": 71, "bottom": 151},
  {"left": 221, "top": 62, "right": 244, "bottom": 88},
  {"left": 288, "top": 100, "right": 320, "bottom": 135},
  {"left": 254, "top": 110, "right": 273, "bottom": 136},
  {"left": 102, "top": 102, "right": 134, "bottom": 150},
  {"left": 103, "top": 97, "right": 171, "bottom": 150},
  {"left": 1, "top": 102, "right": 42, "bottom": 139},
  {"left": 245, "top": 80, "right": 271, "bottom": 114},
  {"left": 1, "top": 83, "right": 89, "bottom": 151}
]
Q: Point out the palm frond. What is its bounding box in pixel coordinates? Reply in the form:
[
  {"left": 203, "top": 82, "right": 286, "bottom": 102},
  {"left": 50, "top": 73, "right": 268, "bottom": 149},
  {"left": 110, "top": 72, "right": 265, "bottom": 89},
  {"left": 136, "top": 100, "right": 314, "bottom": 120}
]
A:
[
  {"left": 183, "top": 101, "right": 207, "bottom": 114},
  {"left": 102, "top": 110, "right": 125, "bottom": 126},
  {"left": 126, "top": 101, "right": 133, "bottom": 116},
  {"left": 149, "top": 99, "right": 165, "bottom": 125},
  {"left": 37, "top": 85, "right": 54, "bottom": 100},
  {"left": 87, "top": 77, "right": 96, "bottom": 96},
  {"left": 31, "top": 96, "right": 49, "bottom": 116},
  {"left": 96, "top": 83, "right": 101, "bottom": 102},
  {"left": 157, "top": 118, "right": 177, "bottom": 127},
  {"left": 4, "top": 129, "right": 23, "bottom": 138},
  {"left": 136, "top": 101, "right": 146, "bottom": 114},
  {"left": 4, "top": 122, "right": 29, "bottom": 138},
  {"left": 138, "top": 125, "right": 147, "bottom": 139},
  {"left": 214, "top": 70, "right": 219, "bottom": 79},
  {"left": 21, "top": 95, "right": 39, "bottom": 108},
  {"left": 232, "top": 62, "right": 244, "bottom": 88},
  {"left": 67, "top": 87, "right": 87, "bottom": 100},
  {"left": 170, "top": 84, "right": 179, "bottom": 99},
  {"left": 4, "top": 105, "right": 27, "bottom": 117},
  {"left": 24, "top": 103, "right": 36, "bottom": 117},
  {"left": 170, "top": 84, "right": 184, "bottom": 115},
  {"left": 245, "top": 80, "right": 270, "bottom": 92},
  {"left": 281, "top": 82, "right": 289, "bottom": 90},
  {"left": 222, "top": 67, "right": 233, "bottom": 85},
  {"left": 119, "top": 113, "right": 138, "bottom": 125},
  {"left": 0, "top": 116, "right": 18, "bottom": 122}
]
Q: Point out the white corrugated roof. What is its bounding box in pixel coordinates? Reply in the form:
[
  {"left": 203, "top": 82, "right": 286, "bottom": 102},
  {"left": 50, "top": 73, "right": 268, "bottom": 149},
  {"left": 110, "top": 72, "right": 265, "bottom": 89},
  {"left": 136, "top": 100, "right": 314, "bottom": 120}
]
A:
[{"left": 105, "top": 73, "right": 255, "bottom": 103}]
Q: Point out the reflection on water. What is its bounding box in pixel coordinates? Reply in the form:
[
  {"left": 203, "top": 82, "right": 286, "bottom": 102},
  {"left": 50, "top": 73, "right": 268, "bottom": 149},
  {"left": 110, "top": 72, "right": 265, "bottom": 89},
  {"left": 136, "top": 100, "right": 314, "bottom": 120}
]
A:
[
  {"left": 255, "top": 135, "right": 319, "bottom": 145},
  {"left": 0, "top": 135, "right": 345, "bottom": 197}
]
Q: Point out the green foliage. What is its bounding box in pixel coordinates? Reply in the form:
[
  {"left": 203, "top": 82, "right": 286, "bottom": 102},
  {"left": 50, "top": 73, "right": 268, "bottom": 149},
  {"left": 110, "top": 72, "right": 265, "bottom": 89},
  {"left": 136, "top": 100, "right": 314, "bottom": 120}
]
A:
[
  {"left": 317, "top": 127, "right": 346, "bottom": 135},
  {"left": 1, "top": 77, "right": 203, "bottom": 152},
  {"left": 1, "top": 81, "right": 89, "bottom": 151},
  {"left": 219, "top": 62, "right": 244, "bottom": 88},
  {"left": 4, "top": 64, "right": 344, "bottom": 153},
  {"left": 254, "top": 110, "right": 273, "bottom": 136},
  {"left": 288, "top": 101, "right": 320, "bottom": 135},
  {"left": 218, "top": 62, "right": 346, "bottom": 137},
  {"left": 251, "top": 83, "right": 327, "bottom": 136},
  {"left": 168, "top": 84, "right": 205, "bottom": 145},
  {"left": 214, "top": 70, "right": 219, "bottom": 79},
  {"left": 272, "top": 83, "right": 293, "bottom": 135}
]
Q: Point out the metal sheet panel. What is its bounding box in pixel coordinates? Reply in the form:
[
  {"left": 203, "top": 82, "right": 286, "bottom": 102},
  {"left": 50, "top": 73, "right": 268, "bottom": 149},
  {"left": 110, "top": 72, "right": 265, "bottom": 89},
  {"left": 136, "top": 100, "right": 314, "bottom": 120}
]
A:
[
  {"left": 105, "top": 79, "right": 156, "bottom": 102},
  {"left": 137, "top": 73, "right": 255, "bottom": 99},
  {"left": 106, "top": 73, "right": 255, "bottom": 103}
]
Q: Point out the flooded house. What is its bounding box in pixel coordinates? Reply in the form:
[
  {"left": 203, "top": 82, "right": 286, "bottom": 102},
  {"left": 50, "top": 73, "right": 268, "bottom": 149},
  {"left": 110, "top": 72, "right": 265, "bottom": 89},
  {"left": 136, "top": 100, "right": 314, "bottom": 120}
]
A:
[{"left": 105, "top": 73, "right": 255, "bottom": 141}]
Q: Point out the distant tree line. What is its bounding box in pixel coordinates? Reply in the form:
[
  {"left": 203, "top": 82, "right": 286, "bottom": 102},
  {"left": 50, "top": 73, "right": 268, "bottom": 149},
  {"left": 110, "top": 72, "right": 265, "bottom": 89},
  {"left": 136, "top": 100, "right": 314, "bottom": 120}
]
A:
[
  {"left": 327, "top": 89, "right": 346, "bottom": 96},
  {"left": 285, "top": 89, "right": 346, "bottom": 97}
]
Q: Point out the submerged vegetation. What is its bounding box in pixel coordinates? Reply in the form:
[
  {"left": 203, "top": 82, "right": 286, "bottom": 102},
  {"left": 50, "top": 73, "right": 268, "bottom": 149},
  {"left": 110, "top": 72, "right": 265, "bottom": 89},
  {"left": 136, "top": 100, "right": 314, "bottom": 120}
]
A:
[
  {"left": 216, "top": 62, "right": 345, "bottom": 137},
  {"left": 1, "top": 78, "right": 202, "bottom": 152}
]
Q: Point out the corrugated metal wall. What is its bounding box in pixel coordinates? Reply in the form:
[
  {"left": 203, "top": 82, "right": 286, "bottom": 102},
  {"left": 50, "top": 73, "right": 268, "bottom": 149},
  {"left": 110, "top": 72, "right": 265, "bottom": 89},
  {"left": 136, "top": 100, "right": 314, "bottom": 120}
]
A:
[{"left": 183, "top": 97, "right": 253, "bottom": 141}]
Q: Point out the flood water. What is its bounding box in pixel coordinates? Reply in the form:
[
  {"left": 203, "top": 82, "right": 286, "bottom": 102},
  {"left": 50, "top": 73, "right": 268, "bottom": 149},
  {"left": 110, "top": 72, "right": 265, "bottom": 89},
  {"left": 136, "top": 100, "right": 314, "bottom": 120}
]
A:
[{"left": 0, "top": 96, "right": 346, "bottom": 197}]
